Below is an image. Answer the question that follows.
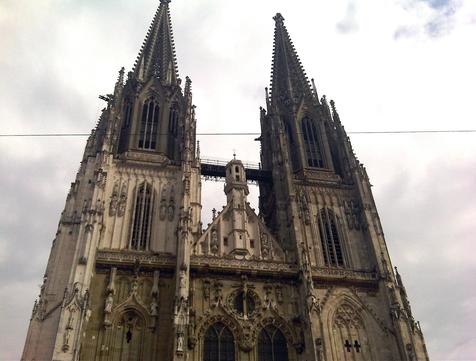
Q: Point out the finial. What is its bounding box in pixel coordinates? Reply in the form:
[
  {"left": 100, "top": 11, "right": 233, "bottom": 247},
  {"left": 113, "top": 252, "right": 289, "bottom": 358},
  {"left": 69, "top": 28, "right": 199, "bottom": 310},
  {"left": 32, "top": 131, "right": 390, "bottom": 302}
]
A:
[
  {"left": 212, "top": 208, "right": 216, "bottom": 220},
  {"left": 233, "top": 150, "right": 236, "bottom": 160},
  {"left": 311, "top": 78, "right": 319, "bottom": 100},
  {"left": 160, "top": 0, "right": 171, "bottom": 4},
  {"left": 117, "top": 67, "right": 125, "bottom": 83},
  {"left": 185, "top": 76, "right": 192, "bottom": 97},
  {"left": 273, "top": 13, "right": 285, "bottom": 23}
]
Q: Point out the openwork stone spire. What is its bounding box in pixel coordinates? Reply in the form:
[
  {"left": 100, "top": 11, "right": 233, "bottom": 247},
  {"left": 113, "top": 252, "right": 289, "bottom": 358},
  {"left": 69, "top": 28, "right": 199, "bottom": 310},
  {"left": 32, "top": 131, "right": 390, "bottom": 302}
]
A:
[
  {"left": 133, "top": 0, "right": 179, "bottom": 84},
  {"left": 269, "top": 13, "right": 313, "bottom": 105}
]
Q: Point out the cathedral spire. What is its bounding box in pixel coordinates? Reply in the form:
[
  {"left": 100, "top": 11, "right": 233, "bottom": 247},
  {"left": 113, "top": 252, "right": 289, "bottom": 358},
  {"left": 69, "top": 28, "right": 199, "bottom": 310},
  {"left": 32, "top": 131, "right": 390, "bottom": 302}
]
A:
[
  {"left": 269, "top": 13, "right": 313, "bottom": 106},
  {"left": 133, "top": 0, "right": 179, "bottom": 84}
]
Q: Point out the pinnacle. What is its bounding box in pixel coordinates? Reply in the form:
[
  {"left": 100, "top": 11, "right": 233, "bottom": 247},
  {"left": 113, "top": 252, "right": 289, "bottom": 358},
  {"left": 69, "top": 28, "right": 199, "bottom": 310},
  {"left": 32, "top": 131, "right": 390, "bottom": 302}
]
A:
[
  {"left": 133, "top": 0, "right": 179, "bottom": 84},
  {"left": 273, "top": 13, "right": 285, "bottom": 23},
  {"left": 268, "top": 12, "right": 313, "bottom": 105}
]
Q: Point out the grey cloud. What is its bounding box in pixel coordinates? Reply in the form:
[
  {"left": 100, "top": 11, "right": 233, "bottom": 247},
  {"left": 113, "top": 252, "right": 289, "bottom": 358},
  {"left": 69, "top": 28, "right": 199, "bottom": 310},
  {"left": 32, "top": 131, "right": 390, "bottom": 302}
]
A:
[
  {"left": 336, "top": 2, "right": 359, "bottom": 34},
  {"left": 420, "top": 0, "right": 452, "bottom": 9},
  {"left": 373, "top": 157, "right": 476, "bottom": 358},
  {"left": 396, "top": 0, "right": 461, "bottom": 38},
  {"left": 394, "top": 26, "right": 420, "bottom": 39},
  {"left": 425, "top": 1, "right": 459, "bottom": 37}
]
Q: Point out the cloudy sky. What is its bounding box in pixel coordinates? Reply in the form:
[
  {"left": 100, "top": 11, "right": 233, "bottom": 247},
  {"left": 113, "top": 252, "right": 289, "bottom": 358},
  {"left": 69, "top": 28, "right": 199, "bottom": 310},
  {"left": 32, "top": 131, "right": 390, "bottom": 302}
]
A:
[{"left": 1, "top": 0, "right": 475, "bottom": 360}]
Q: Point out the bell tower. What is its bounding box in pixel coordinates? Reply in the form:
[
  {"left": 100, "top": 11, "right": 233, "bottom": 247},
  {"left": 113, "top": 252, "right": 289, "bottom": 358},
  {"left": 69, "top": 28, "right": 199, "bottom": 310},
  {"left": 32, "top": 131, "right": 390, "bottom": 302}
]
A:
[
  {"left": 21, "top": 1, "right": 201, "bottom": 360},
  {"left": 259, "top": 13, "right": 429, "bottom": 361}
]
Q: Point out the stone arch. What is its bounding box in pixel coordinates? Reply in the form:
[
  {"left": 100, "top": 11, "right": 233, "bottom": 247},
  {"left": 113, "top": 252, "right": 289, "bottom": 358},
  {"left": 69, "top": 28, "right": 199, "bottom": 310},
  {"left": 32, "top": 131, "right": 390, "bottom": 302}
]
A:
[
  {"left": 324, "top": 294, "right": 376, "bottom": 361},
  {"left": 107, "top": 307, "right": 150, "bottom": 361},
  {"left": 255, "top": 316, "right": 302, "bottom": 353},
  {"left": 257, "top": 324, "right": 289, "bottom": 361},
  {"left": 112, "top": 297, "right": 152, "bottom": 330},
  {"left": 197, "top": 314, "right": 242, "bottom": 344}
]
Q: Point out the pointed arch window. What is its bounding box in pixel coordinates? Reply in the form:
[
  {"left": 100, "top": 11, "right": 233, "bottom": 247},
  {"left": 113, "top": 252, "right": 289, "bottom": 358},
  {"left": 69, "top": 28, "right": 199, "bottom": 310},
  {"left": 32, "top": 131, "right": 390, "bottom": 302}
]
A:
[
  {"left": 203, "top": 323, "right": 235, "bottom": 361},
  {"left": 285, "top": 121, "right": 299, "bottom": 172},
  {"left": 318, "top": 208, "right": 344, "bottom": 267},
  {"left": 130, "top": 182, "right": 154, "bottom": 250},
  {"left": 333, "top": 304, "right": 369, "bottom": 360},
  {"left": 167, "top": 105, "right": 179, "bottom": 158},
  {"left": 118, "top": 99, "right": 133, "bottom": 152},
  {"left": 258, "top": 325, "right": 288, "bottom": 361},
  {"left": 138, "top": 98, "right": 160, "bottom": 150},
  {"left": 301, "top": 117, "right": 324, "bottom": 168}
]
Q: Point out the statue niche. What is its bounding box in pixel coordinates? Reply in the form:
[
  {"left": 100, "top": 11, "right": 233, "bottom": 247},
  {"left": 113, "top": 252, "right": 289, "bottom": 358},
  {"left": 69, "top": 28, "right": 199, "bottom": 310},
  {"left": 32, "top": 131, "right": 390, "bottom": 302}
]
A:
[{"left": 108, "top": 310, "right": 146, "bottom": 361}]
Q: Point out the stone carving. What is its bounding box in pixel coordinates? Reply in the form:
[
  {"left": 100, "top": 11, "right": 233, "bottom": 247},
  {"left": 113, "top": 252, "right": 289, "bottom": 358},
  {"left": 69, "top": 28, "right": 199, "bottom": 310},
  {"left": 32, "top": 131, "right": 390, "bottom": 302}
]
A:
[
  {"left": 104, "top": 267, "right": 116, "bottom": 326},
  {"left": 211, "top": 281, "right": 223, "bottom": 308},
  {"left": 150, "top": 299, "right": 158, "bottom": 317},
  {"left": 109, "top": 182, "right": 119, "bottom": 216},
  {"left": 315, "top": 337, "right": 324, "bottom": 361},
  {"left": 263, "top": 285, "right": 274, "bottom": 309},
  {"left": 307, "top": 293, "right": 321, "bottom": 314},
  {"left": 188, "top": 309, "right": 197, "bottom": 349},
  {"left": 117, "top": 182, "right": 128, "bottom": 217},
  {"left": 168, "top": 186, "right": 176, "bottom": 221},
  {"left": 210, "top": 228, "right": 219, "bottom": 255},
  {"left": 260, "top": 232, "right": 271, "bottom": 259},
  {"left": 159, "top": 197, "right": 167, "bottom": 220},
  {"left": 176, "top": 331, "right": 184, "bottom": 353},
  {"left": 297, "top": 189, "right": 311, "bottom": 224},
  {"left": 95, "top": 168, "right": 107, "bottom": 189},
  {"left": 62, "top": 307, "right": 75, "bottom": 352},
  {"left": 203, "top": 279, "right": 211, "bottom": 300},
  {"left": 334, "top": 303, "right": 363, "bottom": 329},
  {"left": 104, "top": 293, "right": 114, "bottom": 326},
  {"left": 275, "top": 286, "right": 283, "bottom": 304},
  {"left": 344, "top": 200, "right": 361, "bottom": 230}
]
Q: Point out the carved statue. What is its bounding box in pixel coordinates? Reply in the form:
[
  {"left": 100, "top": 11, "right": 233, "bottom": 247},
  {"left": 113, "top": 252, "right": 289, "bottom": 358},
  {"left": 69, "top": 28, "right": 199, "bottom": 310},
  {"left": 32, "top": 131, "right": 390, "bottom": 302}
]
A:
[
  {"left": 307, "top": 293, "right": 321, "bottom": 314},
  {"left": 179, "top": 269, "right": 186, "bottom": 289},
  {"left": 150, "top": 299, "right": 159, "bottom": 316},
  {"left": 212, "top": 282, "right": 223, "bottom": 308},
  {"left": 160, "top": 197, "right": 167, "bottom": 220},
  {"left": 117, "top": 183, "right": 128, "bottom": 217},
  {"left": 176, "top": 332, "right": 184, "bottom": 353},
  {"left": 210, "top": 228, "right": 219, "bottom": 255},
  {"left": 168, "top": 199, "right": 175, "bottom": 221},
  {"left": 275, "top": 286, "right": 283, "bottom": 304},
  {"left": 260, "top": 232, "right": 271, "bottom": 258},
  {"left": 109, "top": 182, "right": 119, "bottom": 216},
  {"left": 104, "top": 293, "right": 114, "bottom": 314}
]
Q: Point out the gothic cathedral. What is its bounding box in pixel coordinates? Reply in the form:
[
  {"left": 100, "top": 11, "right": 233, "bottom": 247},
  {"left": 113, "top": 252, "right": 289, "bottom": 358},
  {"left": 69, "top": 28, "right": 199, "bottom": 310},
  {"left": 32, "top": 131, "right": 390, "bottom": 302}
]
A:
[{"left": 21, "top": 1, "right": 429, "bottom": 361}]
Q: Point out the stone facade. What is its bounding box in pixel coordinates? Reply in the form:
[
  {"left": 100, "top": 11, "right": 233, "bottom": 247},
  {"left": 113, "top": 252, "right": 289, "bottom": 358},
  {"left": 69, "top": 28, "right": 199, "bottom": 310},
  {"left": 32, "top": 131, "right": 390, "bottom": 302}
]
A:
[{"left": 21, "top": 2, "right": 429, "bottom": 361}]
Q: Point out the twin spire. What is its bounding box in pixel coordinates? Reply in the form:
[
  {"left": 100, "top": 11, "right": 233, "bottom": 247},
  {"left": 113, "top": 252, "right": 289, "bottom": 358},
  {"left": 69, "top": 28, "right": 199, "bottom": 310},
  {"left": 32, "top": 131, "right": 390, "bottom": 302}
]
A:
[
  {"left": 133, "top": 0, "right": 179, "bottom": 85},
  {"left": 269, "top": 13, "right": 314, "bottom": 105},
  {"left": 133, "top": 2, "right": 311, "bottom": 102}
]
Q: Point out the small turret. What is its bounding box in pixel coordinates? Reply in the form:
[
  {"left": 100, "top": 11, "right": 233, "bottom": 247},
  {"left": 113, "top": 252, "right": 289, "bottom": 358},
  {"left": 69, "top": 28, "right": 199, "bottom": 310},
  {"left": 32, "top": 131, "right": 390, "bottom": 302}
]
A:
[{"left": 223, "top": 157, "right": 249, "bottom": 252}]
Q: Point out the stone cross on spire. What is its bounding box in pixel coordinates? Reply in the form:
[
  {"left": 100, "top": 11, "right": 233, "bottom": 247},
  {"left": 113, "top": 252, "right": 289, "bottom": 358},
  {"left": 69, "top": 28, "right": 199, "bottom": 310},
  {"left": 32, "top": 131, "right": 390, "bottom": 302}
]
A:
[{"left": 133, "top": 0, "right": 179, "bottom": 85}]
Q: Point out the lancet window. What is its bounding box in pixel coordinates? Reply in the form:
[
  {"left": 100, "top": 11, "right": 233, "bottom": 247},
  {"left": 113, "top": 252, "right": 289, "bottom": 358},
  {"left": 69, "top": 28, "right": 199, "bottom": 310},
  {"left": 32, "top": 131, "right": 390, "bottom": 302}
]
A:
[
  {"left": 118, "top": 100, "right": 133, "bottom": 152},
  {"left": 332, "top": 304, "right": 369, "bottom": 361},
  {"left": 301, "top": 117, "right": 324, "bottom": 168},
  {"left": 285, "top": 121, "right": 299, "bottom": 171},
  {"left": 203, "top": 323, "right": 235, "bottom": 361},
  {"left": 130, "top": 182, "right": 154, "bottom": 250},
  {"left": 258, "top": 326, "right": 288, "bottom": 361},
  {"left": 318, "top": 208, "right": 344, "bottom": 267},
  {"left": 167, "top": 105, "right": 179, "bottom": 158},
  {"left": 138, "top": 98, "right": 160, "bottom": 150}
]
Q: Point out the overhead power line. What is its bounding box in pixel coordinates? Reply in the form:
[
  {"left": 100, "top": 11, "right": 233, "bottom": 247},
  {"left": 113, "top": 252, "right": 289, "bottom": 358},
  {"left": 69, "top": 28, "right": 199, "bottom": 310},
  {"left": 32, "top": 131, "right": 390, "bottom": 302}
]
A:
[{"left": 0, "top": 130, "right": 476, "bottom": 138}]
